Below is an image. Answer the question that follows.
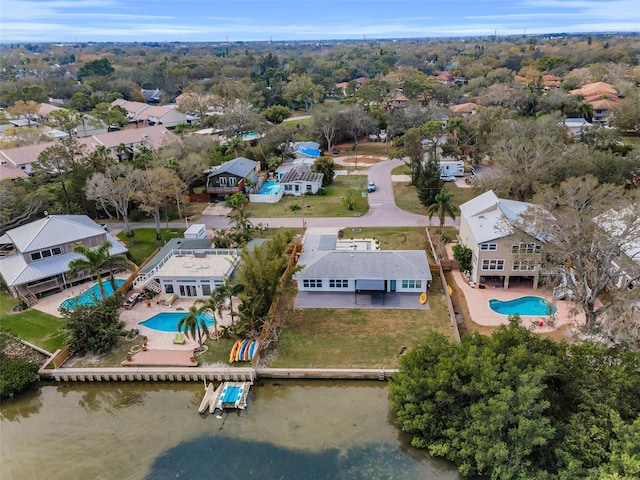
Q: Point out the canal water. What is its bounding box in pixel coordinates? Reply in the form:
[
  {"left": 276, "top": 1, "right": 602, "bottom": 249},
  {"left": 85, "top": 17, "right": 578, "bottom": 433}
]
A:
[{"left": 1, "top": 380, "right": 462, "bottom": 479}]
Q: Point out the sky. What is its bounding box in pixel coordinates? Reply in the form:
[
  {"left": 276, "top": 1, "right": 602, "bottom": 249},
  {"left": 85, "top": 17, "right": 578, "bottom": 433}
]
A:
[{"left": 1, "top": 0, "right": 639, "bottom": 43}]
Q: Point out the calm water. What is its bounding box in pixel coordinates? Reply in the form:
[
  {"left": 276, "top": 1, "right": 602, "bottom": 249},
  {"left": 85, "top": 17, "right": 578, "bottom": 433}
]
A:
[
  {"left": 60, "top": 279, "right": 125, "bottom": 310},
  {"left": 489, "top": 295, "right": 557, "bottom": 316},
  {"left": 1, "top": 380, "right": 462, "bottom": 480},
  {"left": 140, "top": 311, "right": 216, "bottom": 332}
]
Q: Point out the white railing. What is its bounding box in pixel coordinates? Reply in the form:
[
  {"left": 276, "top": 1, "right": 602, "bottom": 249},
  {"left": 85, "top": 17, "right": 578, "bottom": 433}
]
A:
[{"left": 133, "top": 249, "right": 238, "bottom": 289}]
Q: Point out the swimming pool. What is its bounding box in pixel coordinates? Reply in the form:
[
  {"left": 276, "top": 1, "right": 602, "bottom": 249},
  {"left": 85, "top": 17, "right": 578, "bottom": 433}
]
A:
[
  {"left": 140, "top": 311, "right": 216, "bottom": 332},
  {"left": 258, "top": 180, "right": 282, "bottom": 195},
  {"left": 489, "top": 296, "right": 557, "bottom": 316},
  {"left": 60, "top": 279, "right": 125, "bottom": 310}
]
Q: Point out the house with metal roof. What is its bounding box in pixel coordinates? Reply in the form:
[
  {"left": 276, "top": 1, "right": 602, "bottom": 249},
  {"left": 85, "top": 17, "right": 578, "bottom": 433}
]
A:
[
  {"left": 279, "top": 167, "right": 323, "bottom": 196},
  {"left": 206, "top": 157, "right": 259, "bottom": 198},
  {"left": 0, "top": 215, "right": 128, "bottom": 305},
  {"left": 458, "top": 190, "right": 551, "bottom": 289},
  {"left": 294, "top": 232, "right": 431, "bottom": 296}
]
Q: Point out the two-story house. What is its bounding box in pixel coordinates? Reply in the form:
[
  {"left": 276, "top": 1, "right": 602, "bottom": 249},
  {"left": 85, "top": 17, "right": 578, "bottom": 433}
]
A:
[
  {"left": 0, "top": 215, "right": 128, "bottom": 305},
  {"left": 458, "top": 191, "right": 551, "bottom": 289},
  {"left": 206, "top": 157, "right": 258, "bottom": 199}
]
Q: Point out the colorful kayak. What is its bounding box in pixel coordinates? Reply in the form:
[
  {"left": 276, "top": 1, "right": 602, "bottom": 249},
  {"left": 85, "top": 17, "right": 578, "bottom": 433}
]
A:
[
  {"left": 229, "top": 339, "right": 241, "bottom": 363},
  {"left": 248, "top": 340, "right": 258, "bottom": 360},
  {"left": 237, "top": 339, "right": 249, "bottom": 362}
]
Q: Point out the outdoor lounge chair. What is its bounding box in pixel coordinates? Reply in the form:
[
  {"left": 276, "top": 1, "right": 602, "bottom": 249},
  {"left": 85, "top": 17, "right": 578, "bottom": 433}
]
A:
[{"left": 173, "top": 333, "right": 186, "bottom": 345}]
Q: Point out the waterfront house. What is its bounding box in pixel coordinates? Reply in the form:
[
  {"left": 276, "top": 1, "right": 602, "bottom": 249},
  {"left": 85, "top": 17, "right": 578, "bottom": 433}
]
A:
[
  {"left": 0, "top": 215, "right": 128, "bottom": 305},
  {"left": 458, "top": 191, "right": 550, "bottom": 289}
]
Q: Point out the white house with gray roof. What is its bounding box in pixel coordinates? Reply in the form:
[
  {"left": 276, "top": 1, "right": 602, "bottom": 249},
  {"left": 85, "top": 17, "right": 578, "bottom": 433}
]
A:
[
  {"left": 0, "top": 215, "right": 128, "bottom": 305},
  {"left": 458, "top": 190, "right": 551, "bottom": 289},
  {"left": 294, "top": 232, "right": 431, "bottom": 294}
]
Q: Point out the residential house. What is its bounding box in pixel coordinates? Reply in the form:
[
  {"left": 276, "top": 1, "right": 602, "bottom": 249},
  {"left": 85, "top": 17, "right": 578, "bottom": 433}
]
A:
[
  {"left": 132, "top": 237, "right": 238, "bottom": 299},
  {"left": 0, "top": 125, "right": 177, "bottom": 180},
  {"left": 294, "top": 232, "right": 432, "bottom": 294},
  {"left": 206, "top": 157, "right": 259, "bottom": 198},
  {"left": 569, "top": 82, "right": 619, "bottom": 126},
  {"left": 458, "top": 191, "right": 551, "bottom": 289},
  {"left": 335, "top": 77, "right": 369, "bottom": 96},
  {"left": 542, "top": 74, "right": 561, "bottom": 89},
  {"left": 141, "top": 88, "right": 162, "bottom": 103},
  {"left": 594, "top": 206, "right": 640, "bottom": 291},
  {"left": 561, "top": 118, "right": 594, "bottom": 137},
  {"left": 110, "top": 99, "right": 187, "bottom": 128},
  {"left": 449, "top": 102, "right": 478, "bottom": 118},
  {"left": 36, "top": 103, "right": 108, "bottom": 137},
  {"left": 279, "top": 167, "right": 324, "bottom": 196},
  {"left": 0, "top": 215, "right": 128, "bottom": 304}
]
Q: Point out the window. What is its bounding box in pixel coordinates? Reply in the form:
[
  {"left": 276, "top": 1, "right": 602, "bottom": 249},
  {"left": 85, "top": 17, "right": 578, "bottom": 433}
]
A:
[
  {"left": 31, "top": 252, "right": 42, "bottom": 261},
  {"left": 401, "top": 280, "right": 423, "bottom": 289},
  {"left": 52, "top": 247, "right": 62, "bottom": 255},
  {"left": 303, "top": 279, "right": 322, "bottom": 288},
  {"left": 481, "top": 259, "right": 505, "bottom": 271},
  {"left": 511, "top": 243, "right": 541, "bottom": 254},
  {"left": 42, "top": 250, "right": 52, "bottom": 258},
  {"left": 480, "top": 243, "right": 497, "bottom": 251},
  {"left": 329, "top": 279, "right": 348, "bottom": 288},
  {"left": 202, "top": 284, "right": 211, "bottom": 296},
  {"left": 219, "top": 177, "right": 227, "bottom": 186},
  {"left": 513, "top": 260, "right": 536, "bottom": 271},
  {"left": 164, "top": 284, "right": 174, "bottom": 294},
  {"left": 229, "top": 177, "right": 237, "bottom": 186},
  {"left": 285, "top": 185, "right": 292, "bottom": 191}
]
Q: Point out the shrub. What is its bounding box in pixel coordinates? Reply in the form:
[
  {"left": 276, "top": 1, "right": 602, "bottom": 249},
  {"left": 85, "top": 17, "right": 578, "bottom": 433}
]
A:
[{"left": 0, "top": 359, "right": 39, "bottom": 399}]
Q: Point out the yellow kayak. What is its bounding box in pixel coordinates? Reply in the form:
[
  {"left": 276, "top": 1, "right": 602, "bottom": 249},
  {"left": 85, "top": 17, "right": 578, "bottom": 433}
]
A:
[
  {"left": 419, "top": 292, "right": 428, "bottom": 304},
  {"left": 229, "top": 339, "right": 241, "bottom": 363}
]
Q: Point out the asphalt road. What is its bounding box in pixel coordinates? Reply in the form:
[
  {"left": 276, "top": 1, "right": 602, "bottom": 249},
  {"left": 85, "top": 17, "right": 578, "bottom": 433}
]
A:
[{"left": 105, "top": 158, "right": 459, "bottom": 234}]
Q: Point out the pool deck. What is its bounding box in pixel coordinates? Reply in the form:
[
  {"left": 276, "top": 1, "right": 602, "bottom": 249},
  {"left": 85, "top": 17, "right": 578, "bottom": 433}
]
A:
[
  {"left": 447, "top": 252, "right": 586, "bottom": 333},
  {"left": 31, "top": 276, "right": 237, "bottom": 352}
]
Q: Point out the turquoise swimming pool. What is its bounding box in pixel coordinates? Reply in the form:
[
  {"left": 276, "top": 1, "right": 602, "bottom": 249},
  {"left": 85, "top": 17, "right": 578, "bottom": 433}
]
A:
[
  {"left": 60, "top": 280, "right": 125, "bottom": 310},
  {"left": 489, "top": 296, "right": 557, "bottom": 316},
  {"left": 258, "top": 180, "right": 282, "bottom": 195},
  {"left": 140, "top": 311, "right": 216, "bottom": 332}
]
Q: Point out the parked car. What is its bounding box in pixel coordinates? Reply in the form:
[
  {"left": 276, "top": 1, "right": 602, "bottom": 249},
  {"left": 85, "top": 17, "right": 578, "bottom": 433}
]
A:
[
  {"left": 440, "top": 175, "right": 455, "bottom": 182},
  {"left": 100, "top": 223, "right": 109, "bottom": 231},
  {"left": 331, "top": 148, "right": 340, "bottom": 154},
  {"left": 367, "top": 180, "right": 376, "bottom": 192}
]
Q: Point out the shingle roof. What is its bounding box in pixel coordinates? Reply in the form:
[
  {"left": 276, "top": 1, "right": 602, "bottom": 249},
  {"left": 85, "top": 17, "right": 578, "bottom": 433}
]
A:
[
  {"left": 294, "top": 250, "right": 430, "bottom": 280},
  {"left": 209, "top": 157, "right": 257, "bottom": 178},
  {"left": 279, "top": 167, "right": 323, "bottom": 185}
]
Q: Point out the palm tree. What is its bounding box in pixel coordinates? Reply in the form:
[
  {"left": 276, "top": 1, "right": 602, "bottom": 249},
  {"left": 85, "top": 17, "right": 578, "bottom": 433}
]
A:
[
  {"left": 103, "top": 254, "right": 134, "bottom": 291},
  {"left": 215, "top": 280, "right": 242, "bottom": 327},
  {"left": 67, "top": 241, "right": 127, "bottom": 301},
  {"left": 177, "top": 305, "right": 210, "bottom": 352},
  {"left": 427, "top": 188, "right": 459, "bottom": 229},
  {"left": 115, "top": 143, "right": 133, "bottom": 162},
  {"left": 196, "top": 291, "right": 226, "bottom": 341}
]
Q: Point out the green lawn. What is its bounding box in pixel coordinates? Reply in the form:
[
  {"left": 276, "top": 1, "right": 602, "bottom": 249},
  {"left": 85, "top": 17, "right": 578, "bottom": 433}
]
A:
[
  {"left": 269, "top": 277, "right": 454, "bottom": 369},
  {"left": 0, "top": 292, "right": 66, "bottom": 353},
  {"left": 117, "top": 228, "right": 186, "bottom": 266},
  {"left": 391, "top": 164, "right": 411, "bottom": 176},
  {"left": 246, "top": 175, "right": 370, "bottom": 218},
  {"left": 393, "top": 180, "right": 477, "bottom": 216},
  {"left": 341, "top": 226, "right": 426, "bottom": 250}
]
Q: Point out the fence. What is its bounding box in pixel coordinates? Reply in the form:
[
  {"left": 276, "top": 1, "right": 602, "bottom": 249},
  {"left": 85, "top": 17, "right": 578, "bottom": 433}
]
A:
[{"left": 424, "top": 228, "right": 461, "bottom": 343}]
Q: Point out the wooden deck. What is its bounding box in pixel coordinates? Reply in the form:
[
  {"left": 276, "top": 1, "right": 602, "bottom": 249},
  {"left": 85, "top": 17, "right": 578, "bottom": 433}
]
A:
[{"left": 121, "top": 349, "right": 198, "bottom": 367}]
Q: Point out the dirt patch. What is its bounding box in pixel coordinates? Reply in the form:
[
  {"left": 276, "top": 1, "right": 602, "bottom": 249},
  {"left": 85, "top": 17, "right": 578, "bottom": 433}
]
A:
[{"left": 1, "top": 336, "right": 48, "bottom": 365}]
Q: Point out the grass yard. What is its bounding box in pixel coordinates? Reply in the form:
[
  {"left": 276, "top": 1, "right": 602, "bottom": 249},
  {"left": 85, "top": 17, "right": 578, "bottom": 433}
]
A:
[
  {"left": 391, "top": 164, "right": 411, "bottom": 176},
  {"left": 0, "top": 292, "right": 66, "bottom": 352},
  {"left": 269, "top": 277, "right": 455, "bottom": 369},
  {"left": 246, "top": 175, "right": 370, "bottom": 218},
  {"left": 117, "top": 228, "right": 186, "bottom": 266},
  {"left": 342, "top": 226, "right": 427, "bottom": 250},
  {"left": 393, "top": 180, "right": 478, "bottom": 216}
]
